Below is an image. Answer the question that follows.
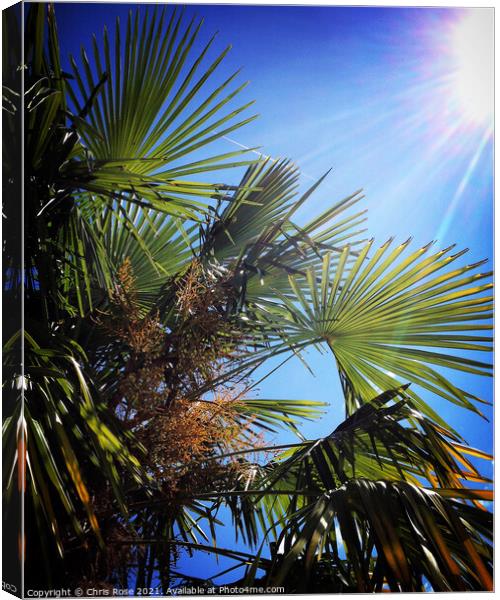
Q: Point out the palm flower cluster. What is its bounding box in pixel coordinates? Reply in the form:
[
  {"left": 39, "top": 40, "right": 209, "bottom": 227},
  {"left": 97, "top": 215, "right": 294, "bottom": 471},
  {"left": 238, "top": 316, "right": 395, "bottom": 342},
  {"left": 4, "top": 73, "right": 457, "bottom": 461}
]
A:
[{"left": 101, "top": 258, "right": 261, "bottom": 495}]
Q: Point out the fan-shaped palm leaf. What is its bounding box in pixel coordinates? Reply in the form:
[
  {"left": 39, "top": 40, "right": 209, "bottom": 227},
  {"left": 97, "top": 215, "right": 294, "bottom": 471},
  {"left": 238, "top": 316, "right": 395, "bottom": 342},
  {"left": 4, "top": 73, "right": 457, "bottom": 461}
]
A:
[
  {"left": 258, "top": 239, "right": 491, "bottom": 423},
  {"left": 267, "top": 479, "right": 492, "bottom": 592},
  {"left": 64, "top": 5, "right": 257, "bottom": 217},
  {"left": 201, "top": 159, "right": 367, "bottom": 306},
  {"left": 195, "top": 388, "right": 492, "bottom": 592}
]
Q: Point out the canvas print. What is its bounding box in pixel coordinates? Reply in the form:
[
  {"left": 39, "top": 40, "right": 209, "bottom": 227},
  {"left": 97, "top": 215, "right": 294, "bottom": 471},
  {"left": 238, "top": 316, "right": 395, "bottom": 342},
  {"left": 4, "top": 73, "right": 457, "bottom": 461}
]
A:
[{"left": 2, "top": 1, "right": 494, "bottom": 596}]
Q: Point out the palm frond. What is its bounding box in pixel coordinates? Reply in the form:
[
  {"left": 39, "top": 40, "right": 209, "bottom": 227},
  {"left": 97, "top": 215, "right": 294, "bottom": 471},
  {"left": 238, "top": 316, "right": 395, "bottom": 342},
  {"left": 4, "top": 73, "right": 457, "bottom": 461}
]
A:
[
  {"left": 267, "top": 479, "right": 492, "bottom": 592},
  {"left": 260, "top": 239, "right": 491, "bottom": 422},
  {"left": 175, "top": 387, "right": 493, "bottom": 592},
  {"left": 64, "top": 6, "right": 257, "bottom": 217},
  {"left": 201, "top": 159, "right": 367, "bottom": 306},
  {"left": 8, "top": 326, "right": 148, "bottom": 557}
]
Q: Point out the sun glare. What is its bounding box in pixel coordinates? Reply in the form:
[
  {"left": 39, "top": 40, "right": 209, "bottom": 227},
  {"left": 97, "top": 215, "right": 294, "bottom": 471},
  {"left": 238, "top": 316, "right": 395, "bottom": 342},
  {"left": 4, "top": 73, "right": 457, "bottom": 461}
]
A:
[{"left": 449, "top": 11, "right": 493, "bottom": 126}]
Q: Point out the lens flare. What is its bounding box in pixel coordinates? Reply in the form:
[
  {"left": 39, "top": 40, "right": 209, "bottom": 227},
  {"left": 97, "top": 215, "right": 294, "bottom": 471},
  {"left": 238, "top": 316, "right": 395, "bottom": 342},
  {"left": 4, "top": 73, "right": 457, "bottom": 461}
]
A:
[{"left": 449, "top": 11, "right": 493, "bottom": 126}]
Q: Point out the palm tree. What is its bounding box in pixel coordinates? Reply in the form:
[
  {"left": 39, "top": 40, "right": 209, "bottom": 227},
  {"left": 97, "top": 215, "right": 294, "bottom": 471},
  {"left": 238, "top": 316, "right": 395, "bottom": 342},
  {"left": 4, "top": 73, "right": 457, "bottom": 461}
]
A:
[{"left": 3, "top": 3, "right": 492, "bottom": 593}]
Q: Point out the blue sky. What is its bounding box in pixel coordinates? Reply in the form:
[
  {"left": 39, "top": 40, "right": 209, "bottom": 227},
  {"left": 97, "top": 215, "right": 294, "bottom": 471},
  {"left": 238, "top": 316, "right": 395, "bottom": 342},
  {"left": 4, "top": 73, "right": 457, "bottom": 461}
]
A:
[{"left": 53, "top": 2, "right": 493, "bottom": 585}]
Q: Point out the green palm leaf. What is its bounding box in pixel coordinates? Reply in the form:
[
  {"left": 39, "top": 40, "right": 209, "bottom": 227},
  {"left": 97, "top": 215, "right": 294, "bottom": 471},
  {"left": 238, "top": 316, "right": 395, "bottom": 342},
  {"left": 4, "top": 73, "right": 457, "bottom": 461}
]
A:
[
  {"left": 253, "top": 387, "right": 492, "bottom": 496},
  {"left": 201, "top": 159, "right": 367, "bottom": 303},
  {"left": 64, "top": 6, "right": 257, "bottom": 217},
  {"left": 267, "top": 479, "right": 492, "bottom": 592},
  {"left": 5, "top": 327, "right": 148, "bottom": 557},
  {"left": 264, "top": 238, "right": 491, "bottom": 421},
  {"left": 182, "top": 387, "right": 492, "bottom": 591}
]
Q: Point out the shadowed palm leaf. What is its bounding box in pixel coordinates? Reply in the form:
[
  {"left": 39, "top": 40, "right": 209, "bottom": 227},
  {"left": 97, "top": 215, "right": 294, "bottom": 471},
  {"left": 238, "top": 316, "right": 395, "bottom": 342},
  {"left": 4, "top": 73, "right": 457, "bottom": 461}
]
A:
[
  {"left": 194, "top": 388, "right": 492, "bottom": 592},
  {"left": 266, "top": 478, "right": 492, "bottom": 592}
]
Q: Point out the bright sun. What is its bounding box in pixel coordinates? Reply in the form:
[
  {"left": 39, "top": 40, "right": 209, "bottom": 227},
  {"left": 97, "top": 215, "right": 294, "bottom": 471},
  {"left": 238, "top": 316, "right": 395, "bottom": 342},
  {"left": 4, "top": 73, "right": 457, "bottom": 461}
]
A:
[{"left": 449, "top": 11, "right": 493, "bottom": 126}]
